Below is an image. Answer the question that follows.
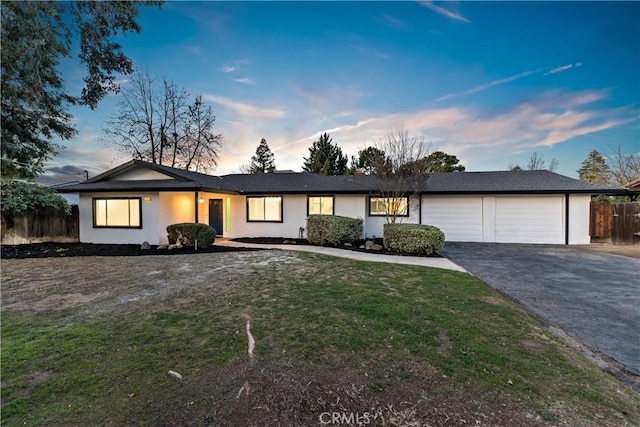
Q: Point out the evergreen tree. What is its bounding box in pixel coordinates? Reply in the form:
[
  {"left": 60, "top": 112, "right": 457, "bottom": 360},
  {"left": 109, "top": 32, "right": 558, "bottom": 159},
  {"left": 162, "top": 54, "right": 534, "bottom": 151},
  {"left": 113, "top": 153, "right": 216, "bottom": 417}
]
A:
[
  {"left": 249, "top": 138, "right": 276, "bottom": 173},
  {"left": 302, "top": 133, "right": 348, "bottom": 175},
  {"left": 419, "top": 151, "right": 466, "bottom": 172},
  {"left": 352, "top": 147, "right": 388, "bottom": 174},
  {"left": 578, "top": 150, "right": 611, "bottom": 184}
]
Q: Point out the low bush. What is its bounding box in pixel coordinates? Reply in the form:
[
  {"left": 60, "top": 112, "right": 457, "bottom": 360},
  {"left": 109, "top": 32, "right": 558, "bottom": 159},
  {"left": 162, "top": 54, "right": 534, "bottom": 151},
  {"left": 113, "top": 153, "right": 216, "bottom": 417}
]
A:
[
  {"left": 166, "top": 223, "right": 216, "bottom": 248},
  {"left": 306, "top": 215, "right": 362, "bottom": 245},
  {"left": 383, "top": 223, "right": 445, "bottom": 255}
]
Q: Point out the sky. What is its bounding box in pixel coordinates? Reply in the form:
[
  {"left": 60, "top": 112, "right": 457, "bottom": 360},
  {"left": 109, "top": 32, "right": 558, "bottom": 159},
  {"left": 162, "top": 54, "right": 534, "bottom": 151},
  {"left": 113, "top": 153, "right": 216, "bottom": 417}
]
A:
[{"left": 42, "top": 1, "right": 640, "bottom": 184}]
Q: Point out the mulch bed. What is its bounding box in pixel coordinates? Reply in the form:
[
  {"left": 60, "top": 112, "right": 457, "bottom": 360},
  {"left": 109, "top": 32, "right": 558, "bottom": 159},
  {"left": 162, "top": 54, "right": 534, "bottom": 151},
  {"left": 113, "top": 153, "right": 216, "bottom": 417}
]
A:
[
  {"left": 233, "top": 237, "right": 443, "bottom": 258},
  {"left": 2, "top": 238, "right": 442, "bottom": 260},
  {"left": 0, "top": 242, "right": 262, "bottom": 260}
]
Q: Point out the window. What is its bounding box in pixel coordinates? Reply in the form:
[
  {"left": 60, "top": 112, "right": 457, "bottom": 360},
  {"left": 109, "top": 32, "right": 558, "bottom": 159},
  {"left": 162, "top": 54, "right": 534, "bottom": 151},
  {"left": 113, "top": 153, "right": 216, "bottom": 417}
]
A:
[
  {"left": 247, "top": 196, "right": 282, "bottom": 222},
  {"left": 308, "top": 196, "right": 334, "bottom": 216},
  {"left": 369, "top": 196, "right": 409, "bottom": 217},
  {"left": 93, "top": 198, "right": 142, "bottom": 228}
]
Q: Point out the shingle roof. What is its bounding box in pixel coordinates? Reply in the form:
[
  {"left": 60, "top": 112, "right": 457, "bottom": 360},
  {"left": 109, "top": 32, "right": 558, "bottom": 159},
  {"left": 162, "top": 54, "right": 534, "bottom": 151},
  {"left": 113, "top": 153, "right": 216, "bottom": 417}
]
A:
[
  {"left": 422, "top": 170, "right": 622, "bottom": 194},
  {"left": 220, "top": 172, "right": 376, "bottom": 194},
  {"left": 57, "top": 160, "right": 626, "bottom": 195}
]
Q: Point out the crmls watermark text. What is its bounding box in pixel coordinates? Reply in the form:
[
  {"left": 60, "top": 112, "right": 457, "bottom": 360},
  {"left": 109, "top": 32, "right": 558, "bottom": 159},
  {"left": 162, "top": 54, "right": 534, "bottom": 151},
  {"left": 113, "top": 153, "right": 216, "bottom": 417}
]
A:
[{"left": 319, "top": 411, "right": 371, "bottom": 425}]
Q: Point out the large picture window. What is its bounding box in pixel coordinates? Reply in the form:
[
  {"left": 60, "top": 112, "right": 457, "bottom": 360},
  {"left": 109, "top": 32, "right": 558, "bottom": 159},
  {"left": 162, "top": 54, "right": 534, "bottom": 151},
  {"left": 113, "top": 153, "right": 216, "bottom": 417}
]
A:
[
  {"left": 308, "top": 196, "right": 334, "bottom": 216},
  {"left": 93, "top": 198, "right": 142, "bottom": 228},
  {"left": 247, "top": 196, "right": 283, "bottom": 222},
  {"left": 368, "top": 196, "right": 409, "bottom": 217}
]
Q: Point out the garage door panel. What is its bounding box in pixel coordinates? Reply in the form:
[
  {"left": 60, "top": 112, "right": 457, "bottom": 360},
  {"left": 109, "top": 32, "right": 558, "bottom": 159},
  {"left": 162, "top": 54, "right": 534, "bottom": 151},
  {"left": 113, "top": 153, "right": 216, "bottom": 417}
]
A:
[
  {"left": 423, "top": 197, "right": 483, "bottom": 242},
  {"left": 495, "top": 197, "right": 563, "bottom": 244}
]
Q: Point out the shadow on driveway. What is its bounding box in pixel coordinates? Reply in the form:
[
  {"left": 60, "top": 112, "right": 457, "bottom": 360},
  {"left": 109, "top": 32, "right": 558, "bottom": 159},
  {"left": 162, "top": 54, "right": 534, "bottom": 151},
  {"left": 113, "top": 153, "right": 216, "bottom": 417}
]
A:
[{"left": 440, "top": 243, "right": 640, "bottom": 382}]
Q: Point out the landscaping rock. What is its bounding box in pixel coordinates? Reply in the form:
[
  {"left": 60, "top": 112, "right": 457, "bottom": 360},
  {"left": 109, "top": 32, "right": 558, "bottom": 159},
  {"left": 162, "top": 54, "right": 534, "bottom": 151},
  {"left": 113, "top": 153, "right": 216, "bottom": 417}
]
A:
[
  {"left": 141, "top": 241, "right": 151, "bottom": 250},
  {"left": 365, "top": 240, "right": 374, "bottom": 250},
  {"left": 344, "top": 242, "right": 352, "bottom": 247},
  {"left": 157, "top": 244, "right": 168, "bottom": 250},
  {"left": 372, "top": 244, "right": 384, "bottom": 251},
  {"left": 168, "top": 244, "right": 182, "bottom": 250}
]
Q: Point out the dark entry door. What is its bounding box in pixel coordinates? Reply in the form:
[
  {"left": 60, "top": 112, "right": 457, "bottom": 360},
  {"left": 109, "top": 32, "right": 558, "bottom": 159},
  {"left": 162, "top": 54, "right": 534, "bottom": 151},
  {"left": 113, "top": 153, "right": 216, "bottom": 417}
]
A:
[{"left": 208, "top": 199, "right": 223, "bottom": 235}]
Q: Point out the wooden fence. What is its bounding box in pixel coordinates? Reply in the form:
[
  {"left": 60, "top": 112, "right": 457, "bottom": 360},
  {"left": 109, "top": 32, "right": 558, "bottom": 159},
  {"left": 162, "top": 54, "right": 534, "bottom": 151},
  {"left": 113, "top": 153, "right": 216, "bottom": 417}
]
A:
[
  {"left": 590, "top": 201, "right": 640, "bottom": 244},
  {"left": 0, "top": 205, "right": 79, "bottom": 245}
]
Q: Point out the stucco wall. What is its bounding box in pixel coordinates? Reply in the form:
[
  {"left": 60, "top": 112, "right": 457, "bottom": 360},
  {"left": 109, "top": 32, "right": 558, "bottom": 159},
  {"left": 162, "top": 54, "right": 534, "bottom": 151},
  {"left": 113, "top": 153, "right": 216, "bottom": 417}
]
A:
[
  {"left": 568, "top": 194, "right": 591, "bottom": 244},
  {"left": 225, "top": 194, "right": 307, "bottom": 239},
  {"left": 79, "top": 192, "right": 160, "bottom": 244},
  {"left": 157, "top": 192, "right": 198, "bottom": 244},
  {"left": 111, "top": 169, "right": 174, "bottom": 180},
  {"left": 363, "top": 195, "right": 421, "bottom": 238}
]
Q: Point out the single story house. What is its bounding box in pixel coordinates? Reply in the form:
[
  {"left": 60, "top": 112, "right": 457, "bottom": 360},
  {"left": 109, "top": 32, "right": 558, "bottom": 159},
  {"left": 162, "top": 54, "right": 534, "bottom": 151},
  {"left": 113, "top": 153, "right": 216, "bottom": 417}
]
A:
[{"left": 57, "top": 160, "right": 625, "bottom": 245}]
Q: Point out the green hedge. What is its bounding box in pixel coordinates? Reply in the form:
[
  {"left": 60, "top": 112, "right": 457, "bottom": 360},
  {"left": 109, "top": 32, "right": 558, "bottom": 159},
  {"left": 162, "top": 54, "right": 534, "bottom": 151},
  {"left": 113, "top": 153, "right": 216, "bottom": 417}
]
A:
[
  {"left": 306, "top": 215, "right": 362, "bottom": 245},
  {"left": 383, "top": 223, "right": 445, "bottom": 255},
  {"left": 166, "top": 223, "right": 216, "bottom": 248}
]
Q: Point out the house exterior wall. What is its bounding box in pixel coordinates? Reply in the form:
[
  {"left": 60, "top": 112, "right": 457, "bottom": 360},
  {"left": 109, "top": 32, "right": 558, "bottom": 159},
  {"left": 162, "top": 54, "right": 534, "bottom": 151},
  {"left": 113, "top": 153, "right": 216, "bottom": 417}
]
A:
[
  {"left": 111, "top": 168, "right": 174, "bottom": 180},
  {"left": 363, "top": 195, "right": 421, "bottom": 238},
  {"left": 568, "top": 194, "right": 591, "bottom": 244},
  {"left": 78, "top": 189, "right": 594, "bottom": 245},
  {"left": 79, "top": 192, "right": 160, "bottom": 244},
  {"left": 224, "top": 194, "right": 308, "bottom": 239},
  {"left": 158, "top": 192, "right": 198, "bottom": 244}
]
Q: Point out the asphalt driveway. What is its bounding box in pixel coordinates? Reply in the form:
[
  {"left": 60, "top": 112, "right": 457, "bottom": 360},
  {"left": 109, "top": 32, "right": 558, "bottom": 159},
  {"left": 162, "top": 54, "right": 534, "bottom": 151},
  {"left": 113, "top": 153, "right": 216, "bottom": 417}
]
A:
[{"left": 440, "top": 243, "right": 640, "bottom": 378}]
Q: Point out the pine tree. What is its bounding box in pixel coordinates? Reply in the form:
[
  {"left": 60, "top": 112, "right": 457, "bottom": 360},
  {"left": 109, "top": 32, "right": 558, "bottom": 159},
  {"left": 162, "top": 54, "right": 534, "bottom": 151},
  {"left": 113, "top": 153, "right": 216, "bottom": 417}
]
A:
[
  {"left": 302, "top": 133, "right": 348, "bottom": 175},
  {"left": 249, "top": 138, "right": 276, "bottom": 173},
  {"left": 578, "top": 150, "right": 611, "bottom": 184}
]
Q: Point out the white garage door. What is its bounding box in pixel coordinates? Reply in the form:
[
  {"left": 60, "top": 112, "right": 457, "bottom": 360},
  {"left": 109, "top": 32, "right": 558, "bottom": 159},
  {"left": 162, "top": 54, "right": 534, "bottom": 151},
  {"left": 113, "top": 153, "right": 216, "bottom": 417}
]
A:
[
  {"left": 422, "top": 197, "right": 483, "bottom": 242},
  {"left": 495, "top": 196, "right": 563, "bottom": 244}
]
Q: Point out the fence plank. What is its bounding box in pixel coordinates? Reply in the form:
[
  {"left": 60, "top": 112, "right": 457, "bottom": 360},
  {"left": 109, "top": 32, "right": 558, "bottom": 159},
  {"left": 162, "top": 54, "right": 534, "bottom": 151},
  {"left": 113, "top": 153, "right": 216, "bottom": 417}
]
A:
[
  {"left": 589, "top": 201, "right": 611, "bottom": 238},
  {"left": 0, "top": 205, "right": 79, "bottom": 244},
  {"left": 611, "top": 202, "right": 640, "bottom": 244}
]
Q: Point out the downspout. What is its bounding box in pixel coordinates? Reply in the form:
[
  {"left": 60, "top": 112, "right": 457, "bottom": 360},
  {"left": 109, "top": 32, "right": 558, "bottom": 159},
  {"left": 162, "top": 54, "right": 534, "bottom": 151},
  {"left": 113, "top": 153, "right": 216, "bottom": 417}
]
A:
[
  {"left": 194, "top": 191, "right": 199, "bottom": 223},
  {"left": 418, "top": 193, "right": 422, "bottom": 224},
  {"left": 564, "top": 193, "right": 569, "bottom": 245}
]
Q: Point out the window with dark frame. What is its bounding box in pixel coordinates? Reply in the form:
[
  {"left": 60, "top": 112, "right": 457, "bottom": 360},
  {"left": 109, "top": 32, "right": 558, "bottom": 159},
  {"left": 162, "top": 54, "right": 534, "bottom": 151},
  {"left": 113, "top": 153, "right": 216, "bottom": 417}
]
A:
[
  {"left": 308, "top": 196, "right": 334, "bottom": 216},
  {"left": 368, "top": 196, "right": 409, "bottom": 217},
  {"left": 247, "top": 196, "right": 283, "bottom": 222},
  {"left": 93, "top": 197, "right": 142, "bottom": 228}
]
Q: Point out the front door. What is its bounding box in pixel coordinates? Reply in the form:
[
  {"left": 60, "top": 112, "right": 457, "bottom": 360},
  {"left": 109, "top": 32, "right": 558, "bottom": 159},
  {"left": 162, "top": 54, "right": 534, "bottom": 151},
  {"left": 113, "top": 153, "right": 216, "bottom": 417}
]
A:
[{"left": 208, "top": 199, "right": 223, "bottom": 235}]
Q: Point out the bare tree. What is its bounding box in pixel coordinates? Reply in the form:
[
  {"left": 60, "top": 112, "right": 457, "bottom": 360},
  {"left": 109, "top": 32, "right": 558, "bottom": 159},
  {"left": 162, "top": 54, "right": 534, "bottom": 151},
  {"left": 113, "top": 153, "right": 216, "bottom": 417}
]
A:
[
  {"left": 606, "top": 146, "right": 640, "bottom": 185},
  {"left": 509, "top": 151, "right": 558, "bottom": 172},
  {"left": 104, "top": 70, "right": 158, "bottom": 162},
  {"left": 104, "top": 70, "right": 222, "bottom": 172},
  {"left": 370, "top": 127, "right": 432, "bottom": 223},
  {"left": 179, "top": 95, "right": 222, "bottom": 173}
]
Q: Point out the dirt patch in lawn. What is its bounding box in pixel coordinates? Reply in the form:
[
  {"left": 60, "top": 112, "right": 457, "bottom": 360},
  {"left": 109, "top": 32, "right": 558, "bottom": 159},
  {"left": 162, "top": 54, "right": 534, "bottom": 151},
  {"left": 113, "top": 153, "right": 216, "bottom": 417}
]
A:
[
  {"left": 1, "top": 251, "right": 301, "bottom": 314},
  {"left": 2, "top": 253, "right": 638, "bottom": 426}
]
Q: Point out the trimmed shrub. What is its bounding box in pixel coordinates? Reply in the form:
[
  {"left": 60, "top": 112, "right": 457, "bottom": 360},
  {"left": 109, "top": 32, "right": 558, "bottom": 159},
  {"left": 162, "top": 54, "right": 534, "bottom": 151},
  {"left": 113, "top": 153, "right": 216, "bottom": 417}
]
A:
[
  {"left": 383, "top": 223, "right": 445, "bottom": 255},
  {"left": 306, "top": 215, "right": 362, "bottom": 245},
  {"left": 166, "top": 223, "right": 216, "bottom": 247}
]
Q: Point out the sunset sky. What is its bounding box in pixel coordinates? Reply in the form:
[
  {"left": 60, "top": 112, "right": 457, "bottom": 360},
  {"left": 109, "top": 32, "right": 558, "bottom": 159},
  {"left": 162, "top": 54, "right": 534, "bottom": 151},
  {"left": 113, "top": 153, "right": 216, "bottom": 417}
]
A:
[{"left": 42, "top": 1, "right": 639, "bottom": 184}]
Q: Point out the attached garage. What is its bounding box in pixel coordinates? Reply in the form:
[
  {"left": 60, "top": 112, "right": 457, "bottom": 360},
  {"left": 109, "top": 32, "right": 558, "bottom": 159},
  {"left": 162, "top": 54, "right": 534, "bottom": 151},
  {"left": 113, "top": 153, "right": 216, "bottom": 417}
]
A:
[
  {"left": 494, "top": 196, "right": 563, "bottom": 244},
  {"left": 421, "top": 196, "right": 484, "bottom": 242},
  {"left": 422, "top": 195, "right": 565, "bottom": 244}
]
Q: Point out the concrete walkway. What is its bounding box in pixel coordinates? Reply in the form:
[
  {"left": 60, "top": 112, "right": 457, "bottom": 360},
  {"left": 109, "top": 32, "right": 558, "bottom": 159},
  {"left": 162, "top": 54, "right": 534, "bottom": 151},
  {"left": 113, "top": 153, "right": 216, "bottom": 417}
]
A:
[{"left": 216, "top": 239, "right": 467, "bottom": 273}]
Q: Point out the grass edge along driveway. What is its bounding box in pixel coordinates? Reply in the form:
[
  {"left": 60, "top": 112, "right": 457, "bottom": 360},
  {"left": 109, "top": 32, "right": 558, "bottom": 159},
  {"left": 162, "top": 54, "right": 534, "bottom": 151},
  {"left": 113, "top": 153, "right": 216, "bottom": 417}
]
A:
[{"left": 2, "top": 251, "right": 639, "bottom": 426}]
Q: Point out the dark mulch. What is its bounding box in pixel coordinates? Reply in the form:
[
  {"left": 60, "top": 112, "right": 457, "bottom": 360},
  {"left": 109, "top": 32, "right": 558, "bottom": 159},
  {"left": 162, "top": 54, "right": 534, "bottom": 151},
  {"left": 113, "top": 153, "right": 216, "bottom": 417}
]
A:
[
  {"left": 233, "top": 237, "right": 443, "bottom": 258},
  {"left": 0, "top": 242, "right": 263, "bottom": 260}
]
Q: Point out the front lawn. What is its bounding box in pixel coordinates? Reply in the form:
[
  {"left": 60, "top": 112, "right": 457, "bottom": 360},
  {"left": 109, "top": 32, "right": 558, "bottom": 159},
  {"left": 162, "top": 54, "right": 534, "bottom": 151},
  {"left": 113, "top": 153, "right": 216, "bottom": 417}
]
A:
[{"left": 2, "top": 251, "right": 638, "bottom": 425}]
